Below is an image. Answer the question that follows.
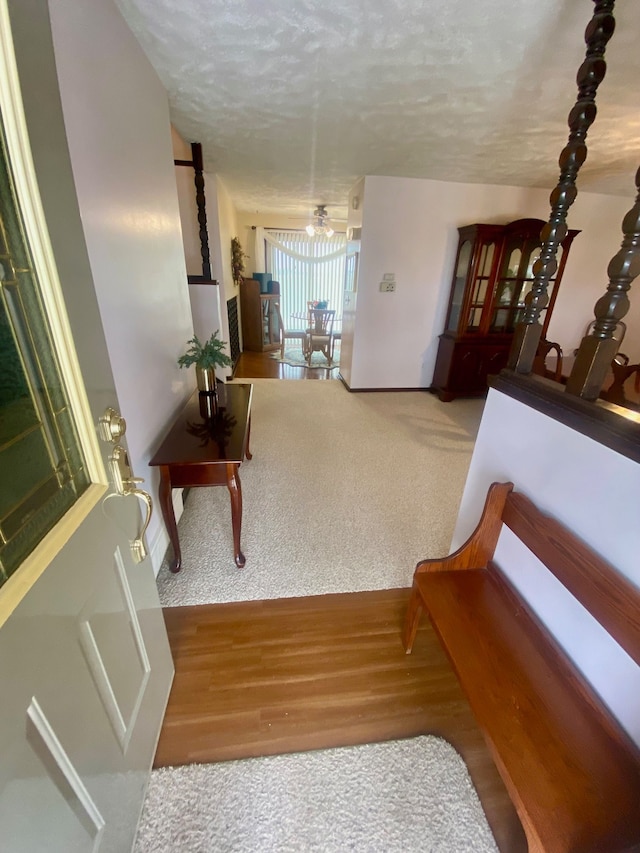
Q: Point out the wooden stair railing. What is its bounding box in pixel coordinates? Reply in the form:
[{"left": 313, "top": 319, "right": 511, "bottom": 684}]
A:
[{"left": 508, "top": 0, "right": 617, "bottom": 376}]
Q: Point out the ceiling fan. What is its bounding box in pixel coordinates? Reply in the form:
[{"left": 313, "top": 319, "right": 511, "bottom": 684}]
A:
[{"left": 306, "top": 204, "right": 334, "bottom": 237}]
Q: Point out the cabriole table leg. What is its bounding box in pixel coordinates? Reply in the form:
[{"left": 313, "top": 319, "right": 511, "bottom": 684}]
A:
[
  {"left": 158, "top": 465, "right": 182, "bottom": 572},
  {"left": 226, "top": 463, "right": 245, "bottom": 568}
]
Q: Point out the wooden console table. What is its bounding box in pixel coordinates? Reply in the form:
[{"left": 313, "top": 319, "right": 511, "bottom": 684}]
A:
[{"left": 149, "top": 384, "right": 253, "bottom": 571}]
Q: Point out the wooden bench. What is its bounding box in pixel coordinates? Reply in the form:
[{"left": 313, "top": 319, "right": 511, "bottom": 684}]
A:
[{"left": 402, "top": 482, "right": 640, "bottom": 853}]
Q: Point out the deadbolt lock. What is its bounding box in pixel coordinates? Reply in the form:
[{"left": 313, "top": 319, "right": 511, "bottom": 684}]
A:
[{"left": 98, "top": 407, "right": 127, "bottom": 443}]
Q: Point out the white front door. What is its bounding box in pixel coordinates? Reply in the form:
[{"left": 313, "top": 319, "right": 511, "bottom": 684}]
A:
[{"left": 0, "top": 3, "right": 173, "bottom": 851}]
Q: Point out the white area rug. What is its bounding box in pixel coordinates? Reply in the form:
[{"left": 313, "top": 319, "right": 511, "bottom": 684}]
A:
[
  {"left": 270, "top": 342, "right": 341, "bottom": 368},
  {"left": 134, "top": 737, "right": 498, "bottom": 853},
  {"left": 156, "top": 380, "right": 483, "bottom": 606}
]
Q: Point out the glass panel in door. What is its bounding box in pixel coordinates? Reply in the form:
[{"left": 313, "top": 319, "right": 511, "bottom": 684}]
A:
[
  {"left": 464, "top": 240, "right": 495, "bottom": 332},
  {"left": 446, "top": 240, "right": 471, "bottom": 332},
  {"left": 491, "top": 246, "right": 521, "bottom": 333},
  {"left": 491, "top": 235, "right": 547, "bottom": 333},
  {"left": 0, "top": 112, "right": 89, "bottom": 585}
]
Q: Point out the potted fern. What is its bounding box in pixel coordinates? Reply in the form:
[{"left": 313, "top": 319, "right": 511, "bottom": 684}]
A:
[{"left": 178, "top": 332, "right": 232, "bottom": 398}]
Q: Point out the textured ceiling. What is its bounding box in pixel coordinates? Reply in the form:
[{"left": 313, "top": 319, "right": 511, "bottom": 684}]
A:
[{"left": 115, "top": 0, "right": 639, "bottom": 220}]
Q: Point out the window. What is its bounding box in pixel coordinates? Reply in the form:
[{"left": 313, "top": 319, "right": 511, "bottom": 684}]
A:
[{"left": 265, "top": 230, "right": 346, "bottom": 329}]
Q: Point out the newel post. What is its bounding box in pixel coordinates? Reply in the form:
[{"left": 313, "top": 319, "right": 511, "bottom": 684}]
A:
[
  {"left": 508, "top": 0, "right": 616, "bottom": 374},
  {"left": 566, "top": 167, "right": 640, "bottom": 400},
  {"left": 192, "top": 142, "right": 212, "bottom": 281}
]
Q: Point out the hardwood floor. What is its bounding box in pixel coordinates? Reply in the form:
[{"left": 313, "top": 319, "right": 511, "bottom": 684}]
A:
[
  {"left": 156, "top": 357, "right": 523, "bottom": 848},
  {"left": 156, "top": 588, "right": 526, "bottom": 852},
  {"left": 233, "top": 349, "right": 339, "bottom": 380}
]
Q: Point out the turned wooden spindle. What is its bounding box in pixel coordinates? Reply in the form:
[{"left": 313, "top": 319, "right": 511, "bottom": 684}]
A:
[
  {"left": 566, "top": 167, "right": 640, "bottom": 400},
  {"left": 192, "top": 142, "right": 212, "bottom": 281},
  {"left": 508, "top": 0, "right": 616, "bottom": 374}
]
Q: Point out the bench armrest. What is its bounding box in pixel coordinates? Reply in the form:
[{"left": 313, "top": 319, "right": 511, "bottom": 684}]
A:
[{"left": 414, "top": 481, "right": 513, "bottom": 574}]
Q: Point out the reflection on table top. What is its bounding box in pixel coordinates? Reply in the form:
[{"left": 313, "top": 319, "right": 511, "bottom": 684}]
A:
[
  {"left": 149, "top": 384, "right": 252, "bottom": 466},
  {"left": 290, "top": 312, "right": 342, "bottom": 327}
]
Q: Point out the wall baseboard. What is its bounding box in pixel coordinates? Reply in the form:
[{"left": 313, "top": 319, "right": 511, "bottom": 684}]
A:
[
  {"left": 149, "top": 488, "right": 184, "bottom": 578},
  {"left": 338, "top": 374, "right": 428, "bottom": 393}
]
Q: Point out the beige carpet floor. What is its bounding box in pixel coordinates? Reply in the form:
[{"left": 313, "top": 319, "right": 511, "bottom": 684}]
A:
[
  {"left": 135, "top": 736, "right": 498, "bottom": 853},
  {"left": 144, "top": 382, "right": 494, "bottom": 852},
  {"left": 156, "top": 379, "right": 484, "bottom": 606}
]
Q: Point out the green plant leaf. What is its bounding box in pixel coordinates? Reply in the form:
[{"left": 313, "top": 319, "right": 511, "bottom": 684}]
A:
[{"left": 177, "top": 331, "right": 233, "bottom": 369}]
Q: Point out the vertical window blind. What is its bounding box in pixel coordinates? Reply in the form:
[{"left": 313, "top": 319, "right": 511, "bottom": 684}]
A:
[{"left": 265, "top": 230, "right": 346, "bottom": 330}]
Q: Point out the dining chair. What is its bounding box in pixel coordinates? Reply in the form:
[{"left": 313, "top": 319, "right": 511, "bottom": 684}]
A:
[
  {"left": 600, "top": 352, "right": 640, "bottom": 411},
  {"left": 532, "top": 337, "right": 564, "bottom": 382},
  {"left": 304, "top": 309, "right": 336, "bottom": 365},
  {"left": 274, "top": 300, "right": 306, "bottom": 358}
]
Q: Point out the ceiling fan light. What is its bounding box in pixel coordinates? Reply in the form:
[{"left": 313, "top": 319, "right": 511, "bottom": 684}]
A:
[{"left": 306, "top": 204, "right": 334, "bottom": 238}]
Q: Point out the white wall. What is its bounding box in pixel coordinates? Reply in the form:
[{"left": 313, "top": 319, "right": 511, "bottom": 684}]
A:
[
  {"left": 347, "top": 175, "right": 635, "bottom": 389},
  {"left": 171, "top": 126, "right": 203, "bottom": 277},
  {"left": 338, "top": 179, "right": 365, "bottom": 387},
  {"left": 168, "top": 158, "right": 239, "bottom": 371},
  {"left": 451, "top": 388, "right": 640, "bottom": 746},
  {"left": 187, "top": 282, "right": 224, "bottom": 370},
  {"left": 185, "top": 172, "right": 241, "bottom": 364},
  {"left": 182, "top": 171, "right": 226, "bottom": 362},
  {"left": 48, "top": 0, "right": 194, "bottom": 571},
  {"left": 214, "top": 175, "right": 239, "bottom": 334},
  {"left": 170, "top": 127, "right": 227, "bottom": 369}
]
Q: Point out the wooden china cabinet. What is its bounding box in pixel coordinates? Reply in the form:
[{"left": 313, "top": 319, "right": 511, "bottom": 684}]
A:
[{"left": 431, "top": 218, "right": 579, "bottom": 401}]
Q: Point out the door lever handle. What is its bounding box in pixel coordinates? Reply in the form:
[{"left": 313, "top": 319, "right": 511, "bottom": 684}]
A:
[
  {"left": 99, "top": 407, "right": 153, "bottom": 564},
  {"left": 107, "top": 445, "right": 153, "bottom": 564},
  {"left": 126, "top": 486, "right": 152, "bottom": 564}
]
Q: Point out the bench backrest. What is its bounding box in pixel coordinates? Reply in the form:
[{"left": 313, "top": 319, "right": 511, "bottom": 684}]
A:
[{"left": 501, "top": 490, "right": 640, "bottom": 669}]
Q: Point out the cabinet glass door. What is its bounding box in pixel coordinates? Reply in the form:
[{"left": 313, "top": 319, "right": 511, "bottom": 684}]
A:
[
  {"left": 270, "top": 299, "right": 281, "bottom": 343},
  {"left": 464, "top": 240, "right": 496, "bottom": 333},
  {"left": 446, "top": 240, "right": 471, "bottom": 332},
  {"left": 491, "top": 235, "right": 550, "bottom": 333},
  {"left": 260, "top": 296, "right": 281, "bottom": 347}
]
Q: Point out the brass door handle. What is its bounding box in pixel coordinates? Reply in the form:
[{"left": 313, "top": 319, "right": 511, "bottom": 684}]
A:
[
  {"left": 100, "top": 408, "right": 153, "bottom": 564},
  {"left": 126, "top": 486, "right": 152, "bottom": 564},
  {"left": 107, "top": 446, "right": 153, "bottom": 565}
]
